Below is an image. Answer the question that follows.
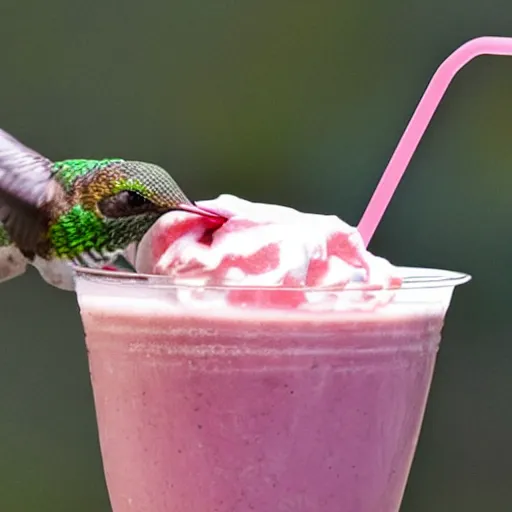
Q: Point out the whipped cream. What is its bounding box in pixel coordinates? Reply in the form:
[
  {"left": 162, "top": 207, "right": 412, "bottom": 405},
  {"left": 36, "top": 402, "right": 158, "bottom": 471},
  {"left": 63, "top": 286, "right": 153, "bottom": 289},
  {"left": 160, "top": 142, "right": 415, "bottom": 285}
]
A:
[{"left": 135, "top": 195, "right": 401, "bottom": 310}]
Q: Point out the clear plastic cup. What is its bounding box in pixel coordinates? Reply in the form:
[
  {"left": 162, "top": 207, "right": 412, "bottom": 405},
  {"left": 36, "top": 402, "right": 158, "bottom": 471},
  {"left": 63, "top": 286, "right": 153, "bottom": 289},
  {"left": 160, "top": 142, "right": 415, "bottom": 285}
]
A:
[{"left": 74, "top": 266, "right": 470, "bottom": 512}]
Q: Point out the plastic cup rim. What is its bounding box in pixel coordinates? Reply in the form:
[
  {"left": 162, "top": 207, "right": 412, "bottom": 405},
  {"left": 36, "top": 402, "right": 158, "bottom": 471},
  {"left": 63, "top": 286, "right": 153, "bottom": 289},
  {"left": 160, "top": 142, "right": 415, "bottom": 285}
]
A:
[{"left": 72, "top": 266, "right": 472, "bottom": 292}]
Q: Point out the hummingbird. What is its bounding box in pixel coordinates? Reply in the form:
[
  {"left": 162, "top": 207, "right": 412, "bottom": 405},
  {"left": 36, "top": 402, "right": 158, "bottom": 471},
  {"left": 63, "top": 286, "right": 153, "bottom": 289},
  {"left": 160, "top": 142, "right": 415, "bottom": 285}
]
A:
[{"left": 0, "top": 128, "right": 218, "bottom": 291}]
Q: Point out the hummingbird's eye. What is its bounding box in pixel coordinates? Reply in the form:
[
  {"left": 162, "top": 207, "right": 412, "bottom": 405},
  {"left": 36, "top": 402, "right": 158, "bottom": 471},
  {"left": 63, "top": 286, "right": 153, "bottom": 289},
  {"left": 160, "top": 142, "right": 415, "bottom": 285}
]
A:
[
  {"left": 126, "top": 190, "right": 151, "bottom": 208},
  {"left": 98, "top": 190, "right": 158, "bottom": 218}
]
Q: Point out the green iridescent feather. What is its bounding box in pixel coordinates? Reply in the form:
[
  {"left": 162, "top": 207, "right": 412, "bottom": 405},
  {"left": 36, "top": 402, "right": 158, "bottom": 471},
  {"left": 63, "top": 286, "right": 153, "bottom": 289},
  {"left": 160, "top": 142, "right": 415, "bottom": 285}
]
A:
[
  {"left": 110, "top": 177, "right": 152, "bottom": 198},
  {"left": 0, "top": 225, "right": 11, "bottom": 247},
  {"left": 51, "top": 159, "right": 124, "bottom": 191},
  {"left": 48, "top": 205, "right": 109, "bottom": 258}
]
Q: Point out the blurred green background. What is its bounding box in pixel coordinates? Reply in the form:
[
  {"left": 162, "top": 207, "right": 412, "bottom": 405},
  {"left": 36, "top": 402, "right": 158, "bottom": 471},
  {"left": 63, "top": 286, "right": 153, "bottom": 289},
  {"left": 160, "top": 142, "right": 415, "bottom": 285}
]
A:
[{"left": 0, "top": 0, "right": 511, "bottom": 510}]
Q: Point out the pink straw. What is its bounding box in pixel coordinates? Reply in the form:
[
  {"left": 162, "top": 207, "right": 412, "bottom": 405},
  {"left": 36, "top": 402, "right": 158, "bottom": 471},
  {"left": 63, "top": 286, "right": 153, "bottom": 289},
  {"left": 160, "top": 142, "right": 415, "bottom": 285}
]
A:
[{"left": 358, "top": 36, "right": 512, "bottom": 247}]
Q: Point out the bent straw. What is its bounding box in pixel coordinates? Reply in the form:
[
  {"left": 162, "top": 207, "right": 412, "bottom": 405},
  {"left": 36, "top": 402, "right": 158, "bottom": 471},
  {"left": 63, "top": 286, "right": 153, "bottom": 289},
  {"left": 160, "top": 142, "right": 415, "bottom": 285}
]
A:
[{"left": 357, "top": 36, "right": 512, "bottom": 247}]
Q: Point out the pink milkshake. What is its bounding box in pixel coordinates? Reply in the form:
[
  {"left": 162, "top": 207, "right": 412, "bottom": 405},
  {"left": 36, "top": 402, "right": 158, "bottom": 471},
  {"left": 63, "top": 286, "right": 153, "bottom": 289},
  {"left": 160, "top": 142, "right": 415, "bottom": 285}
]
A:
[{"left": 74, "top": 196, "right": 469, "bottom": 512}]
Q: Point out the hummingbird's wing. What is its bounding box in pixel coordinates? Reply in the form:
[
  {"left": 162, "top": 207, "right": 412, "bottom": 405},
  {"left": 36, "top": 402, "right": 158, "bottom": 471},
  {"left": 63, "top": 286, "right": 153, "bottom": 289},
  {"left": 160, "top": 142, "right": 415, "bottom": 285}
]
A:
[{"left": 0, "top": 129, "right": 60, "bottom": 253}]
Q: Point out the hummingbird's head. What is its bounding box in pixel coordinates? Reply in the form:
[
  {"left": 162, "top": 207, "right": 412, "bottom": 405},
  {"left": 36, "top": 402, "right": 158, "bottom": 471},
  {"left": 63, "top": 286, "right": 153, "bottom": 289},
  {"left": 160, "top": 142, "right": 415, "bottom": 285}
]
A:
[
  {"left": 94, "top": 160, "right": 191, "bottom": 218},
  {"left": 74, "top": 159, "right": 194, "bottom": 248}
]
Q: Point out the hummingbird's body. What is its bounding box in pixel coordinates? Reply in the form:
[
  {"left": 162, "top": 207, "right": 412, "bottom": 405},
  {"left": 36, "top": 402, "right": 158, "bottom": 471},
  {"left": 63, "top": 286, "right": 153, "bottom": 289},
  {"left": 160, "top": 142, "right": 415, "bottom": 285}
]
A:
[{"left": 0, "top": 129, "right": 209, "bottom": 290}]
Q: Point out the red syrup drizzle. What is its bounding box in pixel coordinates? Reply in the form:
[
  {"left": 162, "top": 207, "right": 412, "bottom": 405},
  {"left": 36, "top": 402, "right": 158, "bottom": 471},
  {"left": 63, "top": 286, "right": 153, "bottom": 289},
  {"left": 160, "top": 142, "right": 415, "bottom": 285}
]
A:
[{"left": 104, "top": 206, "right": 227, "bottom": 273}]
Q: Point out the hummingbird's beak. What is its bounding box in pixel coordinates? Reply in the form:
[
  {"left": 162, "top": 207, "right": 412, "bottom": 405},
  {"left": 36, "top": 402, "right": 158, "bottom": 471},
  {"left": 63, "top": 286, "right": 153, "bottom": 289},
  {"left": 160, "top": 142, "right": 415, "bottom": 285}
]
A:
[{"left": 178, "top": 203, "right": 227, "bottom": 223}]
